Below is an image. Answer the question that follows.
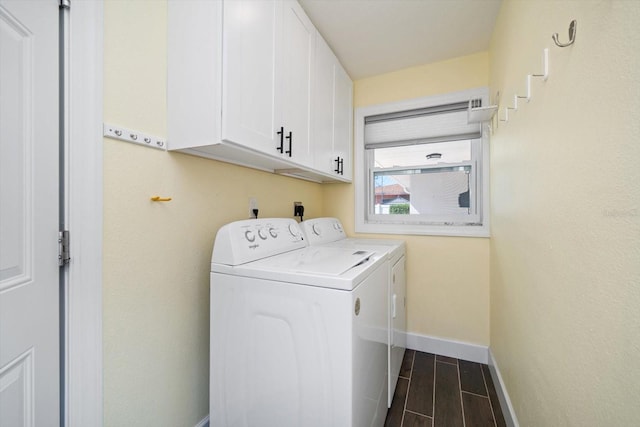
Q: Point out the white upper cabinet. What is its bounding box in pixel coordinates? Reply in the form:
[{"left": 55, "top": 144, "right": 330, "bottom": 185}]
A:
[
  {"left": 168, "top": 0, "right": 352, "bottom": 183},
  {"left": 222, "top": 0, "right": 314, "bottom": 167},
  {"left": 333, "top": 61, "right": 353, "bottom": 180},
  {"left": 280, "top": 0, "right": 315, "bottom": 166},
  {"left": 221, "top": 0, "right": 280, "bottom": 155},
  {"left": 313, "top": 34, "right": 353, "bottom": 181},
  {"left": 313, "top": 35, "right": 335, "bottom": 176},
  {"left": 168, "top": 0, "right": 223, "bottom": 151}
]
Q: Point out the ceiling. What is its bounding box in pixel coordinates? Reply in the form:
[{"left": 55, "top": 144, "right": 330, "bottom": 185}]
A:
[{"left": 298, "top": 0, "right": 502, "bottom": 80}]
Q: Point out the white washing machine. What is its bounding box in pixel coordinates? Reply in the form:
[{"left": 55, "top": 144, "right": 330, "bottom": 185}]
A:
[
  {"left": 210, "top": 218, "right": 389, "bottom": 427},
  {"left": 299, "top": 218, "right": 406, "bottom": 408}
]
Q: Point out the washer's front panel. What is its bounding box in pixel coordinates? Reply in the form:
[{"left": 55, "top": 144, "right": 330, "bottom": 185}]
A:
[{"left": 210, "top": 273, "right": 352, "bottom": 427}]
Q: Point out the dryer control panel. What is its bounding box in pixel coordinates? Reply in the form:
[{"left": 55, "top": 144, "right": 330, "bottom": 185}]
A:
[
  {"left": 299, "top": 217, "right": 347, "bottom": 245},
  {"left": 212, "top": 218, "right": 307, "bottom": 266}
]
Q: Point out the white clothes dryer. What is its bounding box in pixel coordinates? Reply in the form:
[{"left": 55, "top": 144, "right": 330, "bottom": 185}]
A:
[
  {"left": 299, "top": 217, "right": 407, "bottom": 408},
  {"left": 210, "top": 218, "right": 389, "bottom": 427}
]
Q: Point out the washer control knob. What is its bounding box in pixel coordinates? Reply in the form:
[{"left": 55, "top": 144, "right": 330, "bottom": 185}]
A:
[
  {"left": 268, "top": 227, "right": 278, "bottom": 238},
  {"left": 257, "top": 228, "right": 268, "bottom": 240},
  {"left": 312, "top": 223, "right": 321, "bottom": 236},
  {"left": 244, "top": 230, "right": 256, "bottom": 242}
]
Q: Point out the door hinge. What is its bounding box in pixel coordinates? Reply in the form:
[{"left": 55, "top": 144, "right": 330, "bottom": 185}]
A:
[
  {"left": 59, "top": 0, "right": 70, "bottom": 10},
  {"left": 58, "top": 230, "right": 70, "bottom": 266}
]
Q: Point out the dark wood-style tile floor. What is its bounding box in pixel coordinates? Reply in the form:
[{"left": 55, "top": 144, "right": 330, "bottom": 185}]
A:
[{"left": 385, "top": 350, "right": 507, "bottom": 427}]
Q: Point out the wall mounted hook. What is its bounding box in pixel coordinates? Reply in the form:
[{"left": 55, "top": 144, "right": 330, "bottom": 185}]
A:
[
  {"left": 151, "top": 196, "right": 172, "bottom": 202},
  {"left": 552, "top": 20, "right": 577, "bottom": 47}
]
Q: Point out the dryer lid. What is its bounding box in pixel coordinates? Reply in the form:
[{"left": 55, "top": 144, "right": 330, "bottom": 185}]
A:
[{"left": 251, "top": 246, "right": 375, "bottom": 276}]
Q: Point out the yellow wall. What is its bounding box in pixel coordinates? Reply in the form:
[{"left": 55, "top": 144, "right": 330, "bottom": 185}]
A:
[
  {"left": 324, "top": 52, "right": 491, "bottom": 345},
  {"left": 489, "top": 1, "right": 640, "bottom": 425},
  {"left": 103, "top": 1, "right": 323, "bottom": 425}
]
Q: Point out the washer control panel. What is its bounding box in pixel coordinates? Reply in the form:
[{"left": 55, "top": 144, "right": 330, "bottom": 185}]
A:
[
  {"left": 212, "top": 218, "right": 307, "bottom": 266},
  {"left": 299, "top": 217, "right": 346, "bottom": 245}
]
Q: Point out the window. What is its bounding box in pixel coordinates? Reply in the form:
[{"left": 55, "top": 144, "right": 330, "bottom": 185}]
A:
[{"left": 354, "top": 88, "right": 490, "bottom": 237}]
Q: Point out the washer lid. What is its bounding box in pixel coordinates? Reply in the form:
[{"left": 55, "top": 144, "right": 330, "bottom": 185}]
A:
[{"left": 212, "top": 246, "right": 387, "bottom": 291}]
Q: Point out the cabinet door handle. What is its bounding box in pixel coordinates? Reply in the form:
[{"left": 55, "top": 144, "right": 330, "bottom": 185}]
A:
[
  {"left": 334, "top": 156, "right": 341, "bottom": 174},
  {"left": 276, "top": 127, "right": 284, "bottom": 153},
  {"left": 340, "top": 158, "right": 344, "bottom": 175},
  {"left": 285, "top": 131, "right": 292, "bottom": 157}
]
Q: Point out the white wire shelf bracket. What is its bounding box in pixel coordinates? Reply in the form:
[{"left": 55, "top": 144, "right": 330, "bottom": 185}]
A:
[
  {"left": 467, "top": 99, "right": 498, "bottom": 124},
  {"left": 497, "top": 48, "right": 550, "bottom": 125}
]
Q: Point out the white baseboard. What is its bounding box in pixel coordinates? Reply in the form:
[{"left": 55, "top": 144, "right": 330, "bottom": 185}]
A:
[
  {"left": 405, "top": 332, "right": 489, "bottom": 364},
  {"left": 194, "top": 415, "right": 209, "bottom": 427},
  {"left": 488, "top": 350, "right": 519, "bottom": 427}
]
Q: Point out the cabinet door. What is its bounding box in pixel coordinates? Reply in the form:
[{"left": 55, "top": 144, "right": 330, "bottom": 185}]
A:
[
  {"left": 222, "top": 0, "right": 282, "bottom": 155},
  {"left": 333, "top": 61, "right": 353, "bottom": 180},
  {"left": 280, "top": 0, "right": 315, "bottom": 167},
  {"left": 313, "top": 34, "right": 337, "bottom": 174},
  {"left": 168, "top": 0, "right": 222, "bottom": 150},
  {"left": 313, "top": 34, "right": 353, "bottom": 179}
]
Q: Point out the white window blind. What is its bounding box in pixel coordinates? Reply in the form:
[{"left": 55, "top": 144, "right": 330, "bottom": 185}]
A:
[{"left": 364, "top": 103, "right": 481, "bottom": 149}]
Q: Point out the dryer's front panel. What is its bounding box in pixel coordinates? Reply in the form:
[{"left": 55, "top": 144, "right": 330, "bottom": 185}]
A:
[
  {"left": 389, "top": 255, "right": 407, "bottom": 406},
  {"left": 352, "top": 263, "right": 389, "bottom": 427}
]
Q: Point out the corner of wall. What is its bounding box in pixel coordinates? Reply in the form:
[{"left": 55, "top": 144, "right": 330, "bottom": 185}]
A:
[{"left": 488, "top": 349, "right": 520, "bottom": 427}]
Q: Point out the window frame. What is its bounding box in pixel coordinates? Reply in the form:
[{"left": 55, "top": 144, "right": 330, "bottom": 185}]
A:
[{"left": 354, "top": 87, "right": 491, "bottom": 238}]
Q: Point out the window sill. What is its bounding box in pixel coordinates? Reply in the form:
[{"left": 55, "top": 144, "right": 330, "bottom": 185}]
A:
[{"left": 355, "top": 221, "right": 490, "bottom": 238}]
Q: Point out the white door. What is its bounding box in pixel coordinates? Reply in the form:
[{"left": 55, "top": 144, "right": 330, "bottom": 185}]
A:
[
  {"left": 0, "top": 1, "right": 60, "bottom": 426},
  {"left": 313, "top": 33, "right": 353, "bottom": 179},
  {"left": 332, "top": 61, "right": 353, "bottom": 180},
  {"left": 312, "top": 33, "right": 335, "bottom": 175},
  {"left": 280, "top": 0, "right": 314, "bottom": 167},
  {"left": 222, "top": 0, "right": 282, "bottom": 155}
]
